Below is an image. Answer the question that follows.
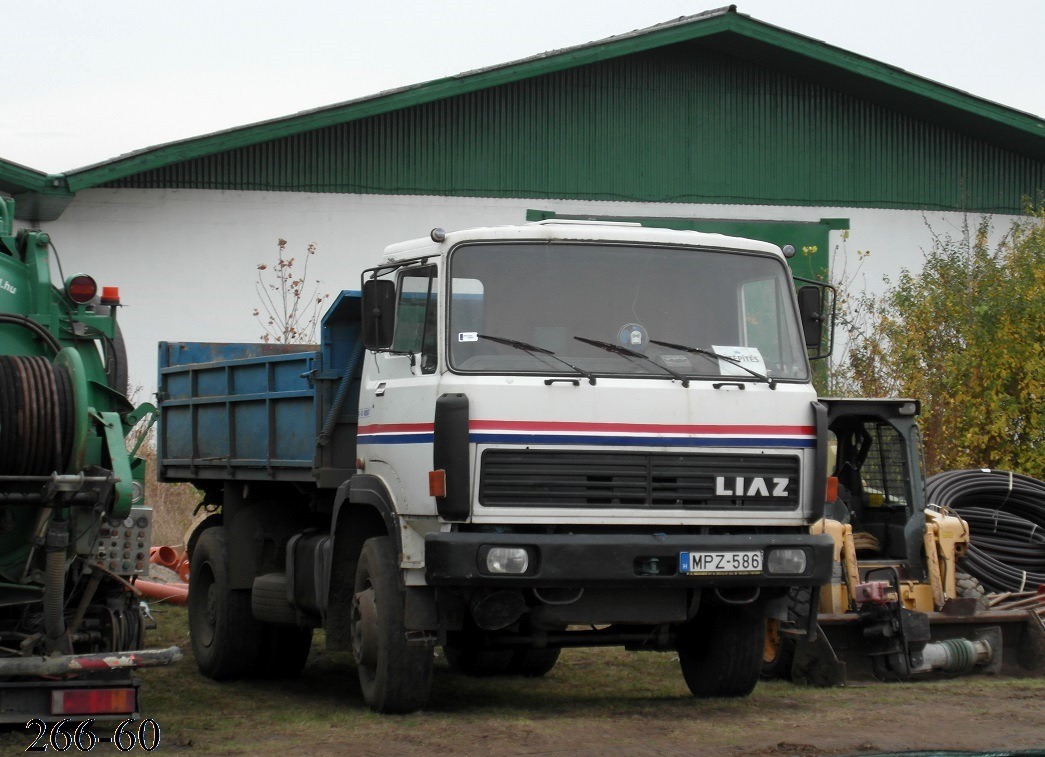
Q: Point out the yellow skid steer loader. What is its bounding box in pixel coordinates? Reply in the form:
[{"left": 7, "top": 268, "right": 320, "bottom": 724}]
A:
[{"left": 763, "top": 398, "right": 1045, "bottom": 685}]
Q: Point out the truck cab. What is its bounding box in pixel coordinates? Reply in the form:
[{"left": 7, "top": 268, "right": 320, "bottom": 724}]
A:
[{"left": 161, "top": 220, "right": 836, "bottom": 712}]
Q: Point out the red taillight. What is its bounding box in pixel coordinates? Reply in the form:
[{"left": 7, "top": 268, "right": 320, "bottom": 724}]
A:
[
  {"left": 51, "top": 687, "right": 137, "bottom": 716},
  {"left": 66, "top": 274, "right": 98, "bottom": 304}
]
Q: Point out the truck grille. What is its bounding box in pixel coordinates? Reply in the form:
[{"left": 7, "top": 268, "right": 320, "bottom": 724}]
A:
[{"left": 479, "top": 450, "right": 800, "bottom": 510}]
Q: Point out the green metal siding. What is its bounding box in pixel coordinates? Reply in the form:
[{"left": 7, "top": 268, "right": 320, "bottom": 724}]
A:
[
  {"left": 526, "top": 211, "right": 846, "bottom": 282},
  {"left": 103, "top": 45, "right": 1044, "bottom": 214}
]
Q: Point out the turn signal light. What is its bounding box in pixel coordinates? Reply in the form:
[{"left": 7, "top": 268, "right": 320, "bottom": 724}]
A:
[
  {"left": 825, "top": 476, "right": 839, "bottom": 502},
  {"left": 429, "top": 469, "right": 447, "bottom": 498}
]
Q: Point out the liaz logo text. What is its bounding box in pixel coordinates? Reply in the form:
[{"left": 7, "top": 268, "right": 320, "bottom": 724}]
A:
[{"left": 714, "top": 476, "right": 789, "bottom": 497}]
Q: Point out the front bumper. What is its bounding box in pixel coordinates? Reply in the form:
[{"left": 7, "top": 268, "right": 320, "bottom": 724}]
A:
[{"left": 425, "top": 531, "right": 834, "bottom": 588}]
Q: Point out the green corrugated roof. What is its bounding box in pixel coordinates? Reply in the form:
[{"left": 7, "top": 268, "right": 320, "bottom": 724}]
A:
[
  {"left": 8, "top": 5, "right": 1045, "bottom": 220},
  {"left": 57, "top": 5, "right": 1044, "bottom": 193},
  {"left": 0, "top": 158, "right": 50, "bottom": 196},
  {"left": 0, "top": 160, "right": 73, "bottom": 222}
]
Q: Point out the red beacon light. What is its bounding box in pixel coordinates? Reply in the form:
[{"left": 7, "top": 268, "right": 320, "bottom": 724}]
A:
[{"left": 65, "top": 274, "right": 98, "bottom": 304}]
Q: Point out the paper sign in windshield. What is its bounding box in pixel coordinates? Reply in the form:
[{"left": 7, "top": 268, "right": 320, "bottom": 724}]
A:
[{"left": 712, "top": 345, "right": 766, "bottom": 376}]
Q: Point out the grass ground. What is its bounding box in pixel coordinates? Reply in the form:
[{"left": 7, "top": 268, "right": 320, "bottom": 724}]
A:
[{"left": 4, "top": 604, "right": 1040, "bottom": 755}]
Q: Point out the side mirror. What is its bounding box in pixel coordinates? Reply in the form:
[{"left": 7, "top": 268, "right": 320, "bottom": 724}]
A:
[
  {"left": 362, "top": 279, "right": 397, "bottom": 350},
  {"left": 797, "top": 285, "right": 823, "bottom": 350}
]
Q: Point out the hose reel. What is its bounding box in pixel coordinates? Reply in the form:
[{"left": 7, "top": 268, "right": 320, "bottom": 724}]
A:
[{"left": 0, "top": 354, "right": 77, "bottom": 476}]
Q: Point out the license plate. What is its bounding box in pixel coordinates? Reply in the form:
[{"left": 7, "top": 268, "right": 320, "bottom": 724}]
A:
[{"left": 680, "top": 550, "right": 763, "bottom": 575}]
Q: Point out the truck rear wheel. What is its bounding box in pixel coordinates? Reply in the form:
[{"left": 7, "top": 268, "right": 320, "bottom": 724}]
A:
[
  {"left": 351, "top": 536, "right": 433, "bottom": 713},
  {"left": 677, "top": 604, "right": 763, "bottom": 698},
  {"left": 188, "top": 527, "right": 264, "bottom": 680}
]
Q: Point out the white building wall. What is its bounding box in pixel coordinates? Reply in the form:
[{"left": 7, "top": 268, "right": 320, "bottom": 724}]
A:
[{"left": 38, "top": 188, "right": 1017, "bottom": 396}]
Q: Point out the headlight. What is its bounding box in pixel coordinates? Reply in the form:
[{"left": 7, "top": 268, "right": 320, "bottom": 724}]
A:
[
  {"left": 766, "top": 548, "right": 808, "bottom": 575},
  {"left": 484, "top": 546, "right": 530, "bottom": 575}
]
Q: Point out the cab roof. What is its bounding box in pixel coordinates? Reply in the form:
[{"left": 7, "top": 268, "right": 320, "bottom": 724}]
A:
[{"left": 382, "top": 219, "right": 783, "bottom": 263}]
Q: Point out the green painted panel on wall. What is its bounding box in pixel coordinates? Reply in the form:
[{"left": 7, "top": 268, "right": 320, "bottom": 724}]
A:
[{"left": 525, "top": 210, "right": 843, "bottom": 282}]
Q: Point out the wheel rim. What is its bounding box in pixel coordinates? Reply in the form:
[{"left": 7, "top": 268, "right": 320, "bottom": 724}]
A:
[
  {"left": 191, "top": 563, "right": 217, "bottom": 648},
  {"left": 352, "top": 584, "right": 379, "bottom": 672}
]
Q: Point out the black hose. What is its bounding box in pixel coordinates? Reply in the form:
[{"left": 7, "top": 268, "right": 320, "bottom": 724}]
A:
[
  {"left": 925, "top": 469, "right": 1045, "bottom": 593},
  {"left": 0, "top": 313, "right": 62, "bottom": 354},
  {"left": 0, "top": 356, "right": 75, "bottom": 476}
]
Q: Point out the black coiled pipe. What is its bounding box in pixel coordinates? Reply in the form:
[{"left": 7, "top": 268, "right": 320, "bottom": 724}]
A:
[
  {"left": 0, "top": 355, "right": 74, "bottom": 476},
  {"left": 925, "top": 469, "right": 1045, "bottom": 593}
]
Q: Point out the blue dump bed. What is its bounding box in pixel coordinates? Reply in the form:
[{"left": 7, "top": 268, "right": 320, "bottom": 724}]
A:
[{"left": 157, "top": 292, "right": 363, "bottom": 489}]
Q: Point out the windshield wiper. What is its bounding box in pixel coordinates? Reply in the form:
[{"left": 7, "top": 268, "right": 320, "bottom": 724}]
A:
[
  {"left": 648, "top": 339, "right": 776, "bottom": 389},
  {"left": 573, "top": 336, "right": 690, "bottom": 388},
  {"left": 476, "top": 334, "right": 597, "bottom": 385}
]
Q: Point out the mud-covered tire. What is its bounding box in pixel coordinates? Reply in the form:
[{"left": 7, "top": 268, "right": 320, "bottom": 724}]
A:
[
  {"left": 761, "top": 586, "right": 813, "bottom": 681},
  {"left": 351, "top": 536, "right": 433, "bottom": 713},
  {"left": 678, "top": 604, "right": 764, "bottom": 698},
  {"left": 443, "top": 646, "right": 514, "bottom": 677},
  {"left": 188, "top": 527, "right": 263, "bottom": 680},
  {"left": 956, "top": 571, "right": 989, "bottom": 611},
  {"left": 508, "top": 647, "right": 561, "bottom": 677}
]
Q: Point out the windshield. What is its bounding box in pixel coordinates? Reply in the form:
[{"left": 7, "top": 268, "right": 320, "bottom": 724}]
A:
[{"left": 448, "top": 241, "right": 809, "bottom": 382}]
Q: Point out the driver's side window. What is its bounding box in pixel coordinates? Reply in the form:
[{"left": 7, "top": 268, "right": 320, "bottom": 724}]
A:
[{"left": 391, "top": 266, "right": 439, "bottom": 373}]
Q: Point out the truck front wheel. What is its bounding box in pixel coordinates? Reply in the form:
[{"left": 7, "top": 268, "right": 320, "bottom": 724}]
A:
[
  {"left": 351, "top": 536, "right": 433, "bottom": 713},
  {"left": 188, "top": 527, "right": 263, "bottom": 680},
  {"left": 677, "top": 604, "right": 764, "bottom": 698}
]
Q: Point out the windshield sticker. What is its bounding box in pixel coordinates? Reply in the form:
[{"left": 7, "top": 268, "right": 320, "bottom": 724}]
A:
[
  {"left": 712, "top": 345, "right": 766, "bottom": 376},
  {"left": 458, "top": 332, "right": 479, "bottom": 343},
  {"left": 658, "top": 354, "right": 692, "bottom": 369},
  {"left": 617, "top": 323, "right": 648, "bottom": 349}
]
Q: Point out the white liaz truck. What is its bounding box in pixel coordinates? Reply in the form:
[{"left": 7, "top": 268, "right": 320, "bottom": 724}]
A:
[{"left": 158, "top": 220, "right": 835, "bottom": 713}]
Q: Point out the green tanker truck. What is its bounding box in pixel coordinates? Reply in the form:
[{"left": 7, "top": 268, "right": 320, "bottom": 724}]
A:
[{"left": 0, "top": 196, "right": 179, "bottom": 723}]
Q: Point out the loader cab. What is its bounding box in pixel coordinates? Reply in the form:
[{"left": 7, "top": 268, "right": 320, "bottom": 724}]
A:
[{"left": 823, "top": 399, "right": 926, "bottom": 563}]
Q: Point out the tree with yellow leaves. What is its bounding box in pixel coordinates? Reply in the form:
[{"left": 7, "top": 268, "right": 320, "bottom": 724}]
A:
[{"left": 835, "top": 208, "right": 1044, "bottom": 478}]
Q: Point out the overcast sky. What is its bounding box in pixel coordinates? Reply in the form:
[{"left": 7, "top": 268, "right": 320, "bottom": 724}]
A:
[{"left": 2, "top": 1, "right": 1042, "bottom": 175}]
